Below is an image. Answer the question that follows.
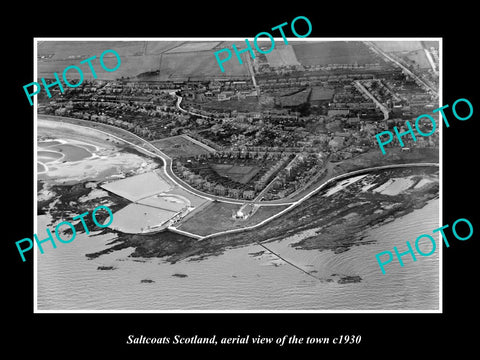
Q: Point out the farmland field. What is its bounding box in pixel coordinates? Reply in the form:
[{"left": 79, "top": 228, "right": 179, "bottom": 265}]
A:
[
  {"left": 311, "top": 86, "right": 335, "bottom": 101},
  {"left": 151, "top": 136, "right": 213, "bottom": 158},
  {"left": 166, "top": 42, "right": 222, "bottom": 53},
  {"left": 372, "top": 41, "right": 424, "bottom": 52},
  {"left": 145, "top": 41, "right": 188, "bottom": 55},
  {"left": 292, "top": 41, "right": 384, "bottom": 66},
  {"left": 403, "top": 49, "right": 431, "bottom": 69},
  {"left": 110, "top": 203, "right": 178, "bottom": 233},
  {"left": 177, "top": 202, "right": 289, "bottom": 236},
  {"left": 210, "top": 163, "right": 261, "bottom": 184},
  {"left": 158, "top": 51, "right": 249, "bottom": 80}
]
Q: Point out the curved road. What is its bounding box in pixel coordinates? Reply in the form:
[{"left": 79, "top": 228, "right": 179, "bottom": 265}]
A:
[{"left": 39, "top": 115, "right": 439, "bottom": 209}]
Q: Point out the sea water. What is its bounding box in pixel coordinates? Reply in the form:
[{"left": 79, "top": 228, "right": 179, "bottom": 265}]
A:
[{"left": 36, "top": 198, "right": 439, "bottom": 311}]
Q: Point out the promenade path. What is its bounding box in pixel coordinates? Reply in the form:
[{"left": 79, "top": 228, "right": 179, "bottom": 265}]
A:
[{"left": 38, "top": 115, "right": 438, "bottom": 239}]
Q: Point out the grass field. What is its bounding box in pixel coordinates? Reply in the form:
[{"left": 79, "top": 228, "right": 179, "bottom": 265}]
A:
[
  {"left": 159, "top": 51, "right": 249, "bottom": 80},
  {"left": 151, "top": 136, "right": 212, "bottom": 158},
  {"left": 311, "top": 86, "right": 335, "bottom": 101},
  {"left": 166, "top": 42, "right": 222, "bottom": 53},
  {"left": 210, "top": 163, "right": 261, "bottom": 184},
  {"left": 177, "top": 202, "right": 289, "bottom": 236},
  {"left": 292, "top": 41, "right": 384, "bottom": 66},
  {"left": 372, "top": 41, "right": 424, "bottom": 52},
  {"left": 37, "top": 40, "right": 249, "bottom": 81},
  {"left": 145, "top": 41, "right": 188, "bottom": 55},
  {"left": 101, "top": 171, "right": 172, "bottom": 202}
]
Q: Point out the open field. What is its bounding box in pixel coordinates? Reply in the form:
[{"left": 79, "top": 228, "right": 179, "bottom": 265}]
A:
[
  {"left": 38, "top": 41, "right": 162, "bottom": 80},
  {"left": 330, "top": 148, "right": 439, "bottom": 176},
  {"left": 264, "top": 44, "right": 301, "bottom": 67},
  {"left": 166, "top": 42, "right": 222, "bottom": 53},
  {"left": 372, "top": 41, "right": 424, "bottom": 52},
  {"left": 310, "top": 86, "right": 335, "bottom": 101},
  {"left": 164, "top": 185, "right": 210, "bottom": 208},
  {"left": 292, "top": 41, "right": 384, "bottom": 66},
  {"left": 422, "top": 41, "right": 440, "bottom": 49},
  {"left": 38, "top": 55, "right": 160, "bottom": 81},
  {"left": 177, "top": 202, "right": 289, "bottom": 237},
  {"left": 151, "top": 136, "right": 212, "bottom": 158},
  {"left": 101, "top": 171, "right": 172, "bottom": 202},
  {"left": 158, "top": 51, "right": 249, "bottom": 80},
  {"left": 210, "top": 163, "right": 261, "bottom": 184},
  {"left": 37, "top": 40, "right": 248, "bottom": 81},
  {"left": 38, "top": 41, "right": 146, "bottom": 60},
  {"left": 145, "top": 41, "right": 188, "bottom": 55}
]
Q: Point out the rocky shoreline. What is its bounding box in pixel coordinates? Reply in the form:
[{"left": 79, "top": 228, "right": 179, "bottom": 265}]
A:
[{"left": 81, "top": 166, "right": 438, "bottom": 264}]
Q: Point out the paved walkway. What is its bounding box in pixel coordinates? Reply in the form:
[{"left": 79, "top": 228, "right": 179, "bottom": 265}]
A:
[{"left": 39, "top": 115, "right": 439, "bottom": 239}]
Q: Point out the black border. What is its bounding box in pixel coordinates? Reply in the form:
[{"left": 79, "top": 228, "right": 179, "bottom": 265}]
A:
[{"left": 6, "top": 5, "right": 478, "bottom": 355}]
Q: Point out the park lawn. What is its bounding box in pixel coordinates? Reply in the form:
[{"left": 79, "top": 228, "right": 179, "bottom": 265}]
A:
[{"left": 176, "top": 201, "right": 289, "bottom": 237}]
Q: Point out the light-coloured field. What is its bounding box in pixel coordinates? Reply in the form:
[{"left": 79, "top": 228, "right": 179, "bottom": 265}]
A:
[
  {"left": 101, "top": 171, "right": 172, "bottom": 202},
  {"left": 264, "top": 44, "right": 301, "bottom": 67},
  {"left": 166, "top": 42, "right": 222, "bottom": 53},
  {"left": 324, "top": 175, "right": 367, "bottom": 197},
  {"left": 37, "top": 40, "right": 250, "bottom": 81},
  {"left": 373, "top": 177, "right": 415, "bottom": 196},
  {"left": 177, "top": 201, "right": 289, "bottom": 237},
  {"left": 292, "top": 41, "right": 382, "bottom": 66},
  {"left": 210, "top": 163, "right": 260, "bottom": 184},
  {"left": 372, "top": 41, "right": 424, "bottom": 52},
  {"left": 404, "top": 49, "right": 431, "bottom": 68}
]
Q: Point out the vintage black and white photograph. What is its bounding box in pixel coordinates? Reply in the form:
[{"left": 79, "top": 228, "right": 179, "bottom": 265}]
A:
[{"left": 34, "top": 38, "right": 441, "bottom": 311}]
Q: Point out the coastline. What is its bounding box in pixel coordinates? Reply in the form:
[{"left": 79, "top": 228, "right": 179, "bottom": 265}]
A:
[{"left": 85, "top": 166, "right": 439, "bottom": 263}]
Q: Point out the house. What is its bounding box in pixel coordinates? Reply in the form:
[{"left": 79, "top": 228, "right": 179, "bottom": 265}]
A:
[
  {"left": 242, "top": 190, "right": 255, "bottom": 200},
  {"left": 228, "top": 188, "right": 241, "bottom": 198}
]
